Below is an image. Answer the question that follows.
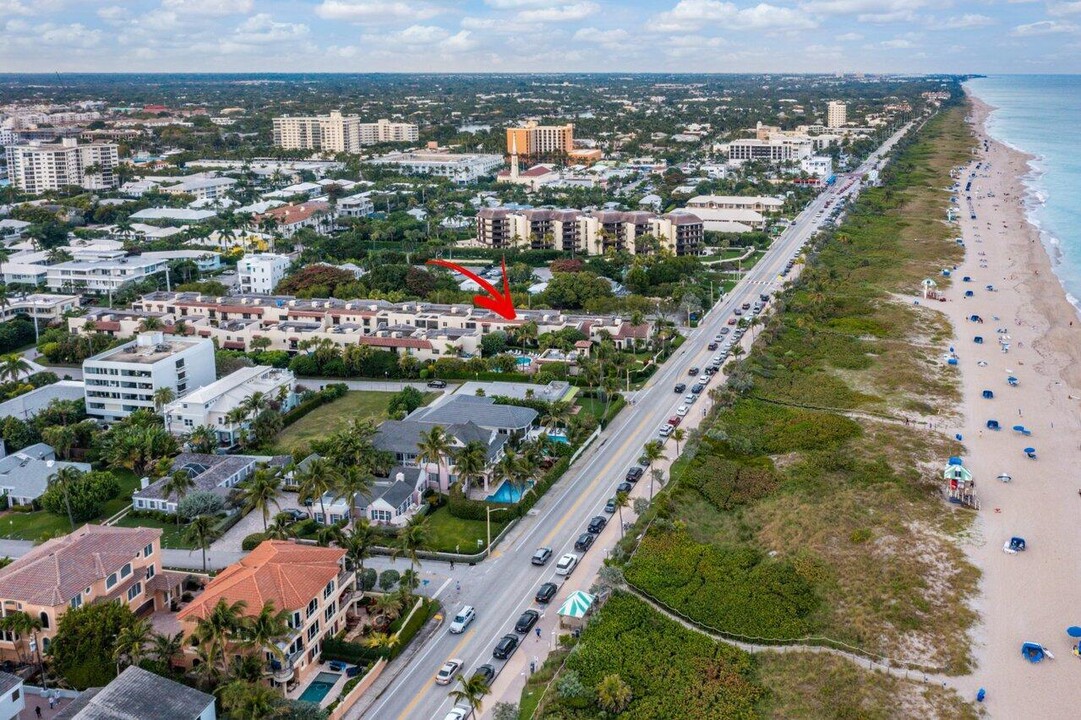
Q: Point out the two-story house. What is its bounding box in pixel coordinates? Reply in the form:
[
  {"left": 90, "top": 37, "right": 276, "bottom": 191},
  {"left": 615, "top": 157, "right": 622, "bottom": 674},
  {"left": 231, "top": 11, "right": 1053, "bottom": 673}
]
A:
[
  {"left": 55, "top": 666, "right": 215, "bottom": 720},
  {"left": 0, "top": 525, "right": 182, "bottom": 662},
  {"left": 176, "top": 541, "right": 355, "bottom": 689}
]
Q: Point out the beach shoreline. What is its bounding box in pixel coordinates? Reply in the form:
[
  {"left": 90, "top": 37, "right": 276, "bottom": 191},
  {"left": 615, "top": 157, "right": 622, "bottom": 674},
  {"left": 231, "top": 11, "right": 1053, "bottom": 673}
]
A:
[{"left": 946, "top": 90, "right": 1081, "bottom": 715}]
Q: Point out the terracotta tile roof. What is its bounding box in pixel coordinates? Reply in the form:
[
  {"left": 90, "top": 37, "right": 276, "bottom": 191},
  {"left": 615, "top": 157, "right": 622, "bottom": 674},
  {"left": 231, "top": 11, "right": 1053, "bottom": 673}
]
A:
[
  {"left": 0, "top": 525, "right": 160, "bottom": 607},
  {"left": 177, "top": 541, "right": 344, "bottom": 621},
  {"left": 615, "top": 322, "right": 650, "bottom": 339},
  {"left": 359, "top": 336, "right": 432, "bottom": 350},
  {"left": 258, "top": 201, "right": 330, "bottom": 227}
]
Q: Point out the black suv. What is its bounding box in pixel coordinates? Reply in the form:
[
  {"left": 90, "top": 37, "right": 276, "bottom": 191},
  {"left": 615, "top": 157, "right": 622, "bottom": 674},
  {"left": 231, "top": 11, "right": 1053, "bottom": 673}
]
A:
[
  {"left": 687, "top": 367, "right": 699, "bottom": 376},
  {"left": 708, "top": 342, "right": 718, "bottom": 350},
  {"left": 535, "top": 582, "right": 558, "bottom": 603},
  {"left": 625, "top": 466, "right": 644, "bottom": 482},
  {"left": 587, "top": 515, "right": 607, "bottom": 534},
  {"left": 574, "top": 533, "right": 595, "bottom": 552},
  {"left": 515, "top": 609, "right": 541, "bottom": 634},
  {"left": 674, "top": 383, "right": 686, "bottom": 393},
  {"left": 616, "top": 482, "right": 633, "bottom": 494},
  {"left": 472, "top": 664, "right": 496, "bottom": 685},
  {"left": 493, "top": 634, "right": 519, "bottom": 659}
]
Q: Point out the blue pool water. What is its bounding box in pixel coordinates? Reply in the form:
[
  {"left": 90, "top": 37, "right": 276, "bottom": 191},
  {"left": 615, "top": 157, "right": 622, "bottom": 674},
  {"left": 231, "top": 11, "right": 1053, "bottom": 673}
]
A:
[
  {"left": 547, "top": 433, "right": 570, "bottom": 444},
  {"left": 298, "top": 671, "right": 340, "bottom": 704},
  {"left": 486, "top": 480, "right": 533, "bottom": 503},
  {"left": 516, "top": 356, "right": 532, "bottom": 366}
]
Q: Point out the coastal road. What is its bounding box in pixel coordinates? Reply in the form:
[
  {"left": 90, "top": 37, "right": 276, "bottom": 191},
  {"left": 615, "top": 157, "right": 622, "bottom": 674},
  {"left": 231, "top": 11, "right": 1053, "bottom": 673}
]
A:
[{"left": 355, "top": 122, "right": 915, "bottom": 720}]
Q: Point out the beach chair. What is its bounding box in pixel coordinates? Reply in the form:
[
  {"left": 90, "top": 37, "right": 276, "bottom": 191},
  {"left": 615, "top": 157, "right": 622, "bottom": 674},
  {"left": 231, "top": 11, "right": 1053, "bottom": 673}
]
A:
[
  {"left": 963, "top": 276, "right": 971, "bottom": 282},
  {"left": 982, "top": 390, "right": 994, "bottom": 399},
  {"left": 974, "top": 336, "right": 984, "bottom": 344},
  {"left": 1007, "top": 376, "right": 1019, "bottom": 386},
  {"left": 986, "top": 420, "right": 1000, "bottom": 430},
  {"left": 965, "top": 290, "right": 975, "bottom": 297}
]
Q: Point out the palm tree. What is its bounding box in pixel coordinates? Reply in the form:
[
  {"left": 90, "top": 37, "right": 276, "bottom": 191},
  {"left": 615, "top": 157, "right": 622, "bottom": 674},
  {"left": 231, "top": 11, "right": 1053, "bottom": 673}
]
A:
[
  {"left": 152, "top": 387, "right": 176, "bottom": 413},
  {"left": 194, "top": 597, "right": 247, "bottom": 671},
  {"left": 372, "top": 593, "right": 403, "bottom": 626},
  {"left": 540, "top": 401, "right": 574, "bottom": 434},
  {"left": 265, "top": 515, "right": 296, "bottom": 541},
  {"left": 41, "top": 424, "right": 77, "bottom": 460},
  {"left": 670, "top": 427, "right": 686, "bottom": 455},
  {"left": 416, "top": 426, "right": 453, "bottom": 492},
  {"left": 641, "top": 440, "right": 667, "bottom": 500},
  {"left": 243, "top": 601, "right": 290, "bottom": 662},
  {"left": 449, "top": 673, "right": 490, "bottom": 718},
  {"left": 186, "top": 425, "right": 218, "bottom": 454},
  {"left": 614, "top": 490, "right": 630, "bottom": 538},
  {"left": 452, "top": 441, "right": 488, "bottom": 494},
  {"left": 364, "top": 631, "right": 401, "bottom": 656},
  {"left": 340, "top": 520, "right": 376, "bottom": 598},
  {"left": 0, "top": 611, "right": 41, "bottom": 665},
  {"left": 150, "top": 631, "right": 184, "bottom": 670},
  {"left": 595, "top": 673, "right": 632, "bottom": 713},
  {"left": 0, "top": 354, "right": 30, "bottom": 383},
  {"left": 296, "top": 457, "right": 339, "bottom": 525},
  {"left": 138, "top": 316, "right": 164, "bottom": 332},
  {"left": 337, "top": 466, "right": 373, "bottom": 526},
  {"left": 241, "top": 467, "right": 281, "bottom": 532},
  {"left": 184, "top": 515, "right": 221, "bottom": 573},
  {"left": 161, "top": 470, "right": 196, "bottom": 527},
  {"left": 218, "top": 679, "right": 279, "bottom": 720},
  {"left": 112, "top": 618, "right": 153, "bottom": 669},
  {"left": 47, "top": 466, "right": 84, "bottom": 531},
  {"left": 395, "top": 514, "right": 430, "bottom": 575}
]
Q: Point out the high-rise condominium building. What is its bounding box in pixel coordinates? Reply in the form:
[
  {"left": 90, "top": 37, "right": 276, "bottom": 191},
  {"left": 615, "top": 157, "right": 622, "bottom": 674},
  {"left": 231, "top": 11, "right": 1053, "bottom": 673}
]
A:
[
  {"left": 5, "top": 138, "right": 119, "bottom": 194},
  {"left": 827, "top": 101, "right": 847, "bottom": 128},
  {"left": 272, "top": 112, "right": 418, "bottom": 153},
  {"left": 505, "top": 121, "right": 574, "bottom": 157}
]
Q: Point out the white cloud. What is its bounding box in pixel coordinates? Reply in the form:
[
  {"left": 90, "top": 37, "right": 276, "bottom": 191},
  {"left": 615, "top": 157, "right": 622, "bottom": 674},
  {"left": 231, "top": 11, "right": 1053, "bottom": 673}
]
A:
[
  {"left": 440, "top": 30, "right": 478, "bottom": 52},
  {"left": 1049, "top": 2, "right": 1081, "bottom": 15},
  {"left": 231, "top": 13, "right": 309, "bottom": 44},
  {"left": 161, "top": 0, "right": 253, "bottom": 15},
  {"left": 315, "top": 0, "right": 445, "bottom": 22},
  {"left": 484, "top": 0, "right": 551, "bottom": 7},
  {"left": 879, "top": 37, "right": 914, "bottom": 48},
  {"left": 1012, "top": 20, "right": 1078, "bottom": 35},
  {"left": 936, "top": 14, "right": 994, "bottom": 30},
  {"left": 654, "top": 1, "right": 817, "bottom": 33},
  {"left": 516, "top": 2, "right": 598, "bottom": 22},
  {"left": 801, "top": 0, "right": 927, "bottom": 14},
  {"left": 4, "top": 20, "right": 102, "bottom": 47},
  {"left": 573, "top": 26, "right": 630, "bottom": 48},
  {"left": 835, "top": 31, "right": 862, "bottom": 40}
]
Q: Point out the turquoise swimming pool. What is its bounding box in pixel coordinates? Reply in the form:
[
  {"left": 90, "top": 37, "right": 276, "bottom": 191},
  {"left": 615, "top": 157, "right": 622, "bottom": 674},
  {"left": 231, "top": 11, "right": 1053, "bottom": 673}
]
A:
[
  {"left": 485, "top": 480, "right": 532, "bottom": 504},
  {"left": 298, "top": 671, "right": 340, "bottom": 704},
  {"left": 516, "top": 356, "right": 532, "bottom": 366}
]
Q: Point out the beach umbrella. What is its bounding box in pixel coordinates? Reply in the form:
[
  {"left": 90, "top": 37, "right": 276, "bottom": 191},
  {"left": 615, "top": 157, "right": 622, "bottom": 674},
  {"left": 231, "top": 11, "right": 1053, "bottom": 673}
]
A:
[
  {"left": 996, "top": 473, "right": 1011, "bottom": 483},
  {"left": 1012, "top": 425, "right": 1025, "bottom": 432},
  {"left": 1024, "top": 447, "right": 1036, "bottom": 454},
  {"left": 1067, "top": 627, "right": 1081, "bottom": 639}
]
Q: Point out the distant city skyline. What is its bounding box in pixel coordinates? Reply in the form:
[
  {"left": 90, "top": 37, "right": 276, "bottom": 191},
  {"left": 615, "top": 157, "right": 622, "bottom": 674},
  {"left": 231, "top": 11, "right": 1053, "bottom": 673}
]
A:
[{"left": 0, "top": 0, "right": 1078, "bottom": 74}]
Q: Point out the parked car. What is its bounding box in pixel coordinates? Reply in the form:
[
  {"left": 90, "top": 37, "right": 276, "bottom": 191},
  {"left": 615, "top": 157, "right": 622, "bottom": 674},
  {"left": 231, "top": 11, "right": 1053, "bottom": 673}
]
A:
[
  {"left": 535, "top": 582, "right": 559, "bottom": 604},
  {"left": 727, "top": 318, "right": 738, "bottom": 326},
  {"left": 674, "top": 383, "right": 686, "bottom": 393},
  {"left": 472, "top": 664, "right": 496, "bottom": 685},
  {"left": 427, "top": 379, "right": 447, "bottom": 389},
  {"left": 443, "top": 708, "right": 470, "bottom": 720},
  {"left": 658, "top": 424, "right": 673, "bottom": 437},
  {"left": 760, "top": 293, "right": 770, "bottom": 303},
  {"left": 435, "top": 658, "right": 463, "bottom": 685},
  {"left": 574, "top": 533, "right": 595, "bottom": 552},
  {"left": 667, "top": 416, "right": 681, "bottom": 427},
  {"left": 690, "top": 384, "right": 704, "bottom": 394},
  {"left": 587, "top": 515, "right": 607, "bottom": 534},
  {"left": 741, "top": 302, "right": 751, "bottom": 310},
  {"left": 449, "top": 606, "right": 476, "bottom": 634},
  {"left": 676, "top": 405, "right": 689, "bottom": 417},
  {"left": 280, "top": 508, "right": 307, "bottom": 523},
  {"left": 604, "top": 497, "right": 617, "bottom": 513},
  {"left": 493, "top": 634, "right": 519, "bottom": 660},
  {"left": 707, "top": 342, "right": 718, "bottom": 350},
  {"left": 703, "top": 366, "right": 716, "bottom": 376},
  {"left": 733, "top": 308, "right": 743, "bottom": 316},
  {"left": 684, "top": 393, "right": 697, "bottom": 405},
  {"left": 515, "top": 609, "right": 541, "bottom": 634},
  {"left": 531, "top": 547, "right": 553, "bottom": 566},
  {"left": 625, "top": 466, "right": 644, "bottom": 482},
  {"left": 616, "top": 482, "right": 633, "bottom": 494},
  {"left": 719, "top": 327, "right": 731, "bottom": 335},
  {"left": 555, "top": 553, "right": 579, "bottom": 575},
  {"left": 687, "top": 367, "right": 699, "bottom": 376}
]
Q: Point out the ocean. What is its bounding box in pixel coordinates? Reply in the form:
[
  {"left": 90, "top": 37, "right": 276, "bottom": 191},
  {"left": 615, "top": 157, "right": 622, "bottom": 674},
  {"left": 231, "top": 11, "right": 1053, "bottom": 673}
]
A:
[{"left": 967, "top": 75, "right": 1081, "bottom": 310}]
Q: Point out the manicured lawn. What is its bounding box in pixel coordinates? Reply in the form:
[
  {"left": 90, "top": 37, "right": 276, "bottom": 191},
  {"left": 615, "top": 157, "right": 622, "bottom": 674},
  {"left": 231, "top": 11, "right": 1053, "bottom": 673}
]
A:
[
  {"left": 0, "top": 510, "right": 73, "bottom": 542},
  {"left": 424, "top": 505, "right": 509, "bottom": 554},
  {"left": 576, "top": 397, "right": 606, "bottom": 421},
  {"left": 274, "top": 390, "right": 438, "bottom": 455},
  {"left": 112, "top": 514, "right": 194, "bottom": 549}
]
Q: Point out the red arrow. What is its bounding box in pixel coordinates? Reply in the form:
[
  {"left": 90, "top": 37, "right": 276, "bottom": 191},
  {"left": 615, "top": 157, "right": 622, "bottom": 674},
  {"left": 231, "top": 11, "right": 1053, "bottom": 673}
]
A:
[{"left": 426, "top": 256, "right": 517, "bottom": 320}]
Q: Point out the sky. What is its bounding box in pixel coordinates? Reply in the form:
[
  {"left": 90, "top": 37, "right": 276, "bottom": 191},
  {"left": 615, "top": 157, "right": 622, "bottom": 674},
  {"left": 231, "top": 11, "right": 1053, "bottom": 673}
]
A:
[{"left": 0, "top": 0, "right": 1079, "bottom": 74}]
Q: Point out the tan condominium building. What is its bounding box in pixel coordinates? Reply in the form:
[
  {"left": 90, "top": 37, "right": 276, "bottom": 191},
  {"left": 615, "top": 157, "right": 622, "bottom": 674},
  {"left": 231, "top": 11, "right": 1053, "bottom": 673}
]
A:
[
  {"left": 5, "top": 139, "right": 119, "bottom": 194},
  {"left": 827, "top": 101, "right": 847, "bottom": 128},
  {"left": 506, "top": 121, "right": 574, "bottom": 157},
  {"left": 273, "top": 112, "right": 418, "bottom": 153}
]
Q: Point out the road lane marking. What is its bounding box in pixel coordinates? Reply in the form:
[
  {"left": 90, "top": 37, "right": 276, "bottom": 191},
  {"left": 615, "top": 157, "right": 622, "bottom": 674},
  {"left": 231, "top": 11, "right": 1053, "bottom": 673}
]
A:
[{"left": 384, "top": 628, "right": 477, "bottom": 720}]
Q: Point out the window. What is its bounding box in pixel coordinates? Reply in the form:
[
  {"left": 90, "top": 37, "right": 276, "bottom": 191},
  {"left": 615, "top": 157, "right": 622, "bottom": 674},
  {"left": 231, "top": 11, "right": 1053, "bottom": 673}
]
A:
[
  {"left": 306, "top": 620, "right": 320, "bottom": 641},
  {"left": 306, "top": 598, "right": 318, "bottom": 618},
  {"left": 106, "top": 572, "right": 118, "bottom": 590},
  {"left": 39, "top": 611, "right": 49, "bottom": 629},
  {"left": 127, "top": 582, "right": 142, "bottom": 601},
  {"left": 324, "top": 602, "right": 336, "bottom": 622},
  {"left": 120, "top": 563, "right": 132, "bottom": 579},
  {"left": 289, "top": 611, "right": 302, "bottom": 629},
  {"left": 144, "top": 543, "right": 153, "bottom": 558},
  {"left": 145, "top": 564, "right": 156, "bottom": 580},
  {"left": 11, "top": 689, "right": 19, "bottom": 702},
  {"left": 70, "top": 595, "right": 82, "bottom": 609},
  {"left": 323, "top": 580, "right": 335, "bottom": 600}
]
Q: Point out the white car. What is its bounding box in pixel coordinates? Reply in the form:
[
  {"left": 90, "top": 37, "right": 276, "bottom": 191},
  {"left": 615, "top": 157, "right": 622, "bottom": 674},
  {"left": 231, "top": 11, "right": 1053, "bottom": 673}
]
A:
[
  {"left": 443, "top": 707, "right": 471, "bottom": 720},
  {"left": 684, "top": 393, "right": 697, "bottom": 405},
  {"left": 659, "top": 424, "right": 674, "bottom": 437},
  {"left": 449, "top": 605, "right": 475, "bottom": 634},
  {"left": 555, "top": 553, "right": 579, "bottom": 576},
  {"left": 676, "top": 405, "right": 689, "bottom": 417},
  {"left": 435, "top": 658, "right": 463, "bottom": 685}
]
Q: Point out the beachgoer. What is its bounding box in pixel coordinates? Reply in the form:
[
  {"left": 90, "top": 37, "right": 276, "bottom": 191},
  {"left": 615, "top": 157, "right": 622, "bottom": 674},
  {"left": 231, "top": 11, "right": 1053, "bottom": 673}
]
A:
[
  {"left": 536, "top": 627, "right": 542, "bottom": 639},
  {"left": 35, "top": 707, "right": 41, "bottom": 719},
  {"left": 449, "top": 560, "right": 454, "bottom": 570}
]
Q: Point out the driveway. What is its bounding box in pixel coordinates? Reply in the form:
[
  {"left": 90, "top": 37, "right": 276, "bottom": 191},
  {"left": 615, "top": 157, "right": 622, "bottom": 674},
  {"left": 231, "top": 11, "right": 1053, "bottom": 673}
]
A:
[{"left": 211, "top": 490, "right": 309, "bottom": 552}]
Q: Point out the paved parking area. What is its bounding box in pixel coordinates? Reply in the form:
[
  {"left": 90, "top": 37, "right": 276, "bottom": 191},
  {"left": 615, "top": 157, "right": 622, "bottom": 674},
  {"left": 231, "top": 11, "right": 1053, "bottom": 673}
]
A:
[{"left": 212, "top": 491, "right": 309, "bottom": 552}]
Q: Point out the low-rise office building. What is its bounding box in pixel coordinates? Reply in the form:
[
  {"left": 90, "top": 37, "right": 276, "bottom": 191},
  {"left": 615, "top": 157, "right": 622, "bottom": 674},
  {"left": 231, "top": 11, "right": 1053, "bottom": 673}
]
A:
[
  {"left": 82, "top": 332, "right": 216, "bottom": 421},
  {"left": 238, "top": 253, "right": 291, "bottom": 295}
]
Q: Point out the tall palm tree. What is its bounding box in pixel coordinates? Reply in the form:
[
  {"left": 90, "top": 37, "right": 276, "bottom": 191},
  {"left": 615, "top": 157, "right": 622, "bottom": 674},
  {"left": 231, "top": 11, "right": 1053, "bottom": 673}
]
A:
[
  {"left": 296, "top": 457, "right": 339, "bottom": 525},
  {"left": 0, "top": 354, "right": 30, "bottom": 383},
  {"left": 112, "top": 617, "right": 153, "bottom": 669},
  {"left": 641, "top": 439, "right": 667, "bottom": 500},
  {"left": 614, "top": 490, "right": 630, "bottom": 538},
  {"left": 340, "top": 520, "right": 376, "bottom": 598},
  {"left": 184, "top": 515, "right": 221, "bottom": 573},
  {"left": 264, "top": 515, "right": 296, "bottom": 541},
  {"left": 452, "top": 441, "right": 488, "bottom": 494},
  {"left": 416, "top": 425, "right": 453, "bottom": 492},
  {"left": 150, "top": 631, "right": 184, "bottom": 670},
  {"left": 540, "top": 401, "right": 574, "bottom": 434},
  {"left": 41, "top": 424, "right": 78, "bottom": 461},
  {"left": 47, "top": 466, "right": 84, "bottom": 531},
  {"left": 0, "top": 611, "right": 40, "bottom": 665},
  {"left": 186, "top": 425, "right": 218, "bottom": 454},
  {"left": 670, "top": 427, "right": 686, "bottom": 456},
  {"left": 161, "top": 470, "right": 196, "bottom": 527},
  {"left": 138, "top": 316, "right": 164, "bottom": 332},
  {"left": 194, "top": 598, "right": 247, "bottom": 671},
  {"left": 152, "top": 387, "right": 176, "bottom": 413},
  {"left": 337, "top": 466, "right": 373, "bottom": 526},
  {"left": 243, "top": 601, "right": 290, "bottom": 663},
  {"left": 449, "top": 673, "right": 490, "bottom": 718},
  {"left": 241, "top": 467, "right": 281, "bottom": 532},
  {"left": 395, "top": 514, "right": 430, "bottom": 575}
]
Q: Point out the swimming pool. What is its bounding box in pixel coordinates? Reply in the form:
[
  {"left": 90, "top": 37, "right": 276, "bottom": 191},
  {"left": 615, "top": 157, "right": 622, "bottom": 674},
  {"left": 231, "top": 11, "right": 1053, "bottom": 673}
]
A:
[
  {"left": 298, "top": 671, "right": 340, "bottom": 704},
  {"left": 485, "top": 480, "right": 532, "bottom": 504},
  {"left": 516, "top": 356, "right": 532, "bottom": 366},
  {"left": 546, "top": 433, "right": 570, "bottom": 444}
]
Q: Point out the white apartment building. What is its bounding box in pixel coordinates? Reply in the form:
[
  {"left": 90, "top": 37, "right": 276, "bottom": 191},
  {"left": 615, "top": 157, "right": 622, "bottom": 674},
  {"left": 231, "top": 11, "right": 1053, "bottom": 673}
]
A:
[
  {"left": 272, "top": 112, "right": 418, "bottom": 153},
  {"left": 238, "top": 253, "right": 291, "bottom": 295},
  {"left": 83, "top": 332, "right": 217, "bottom": 421},
  {"left": 828, "top": 101, "right": 847, "bottom": 128},
  {"left": 800, "top": 155, "right": 834, "bottom": 178},
  {"left": 337, "top": 192, "right": 375, "bottom": 218},
  {"left": 5, "top": 139, "right": 119, "bottom": 194},
  {"left": 163, "top": 365, "right": 296, "bottom": 446},
  {"left": 686, "top": 195, "right": 785, "bottom": 213},
  {"left": 161, "top": 177, "right": 237, "bottom": 201},
  {"left": 45, "top": 253, "right": 170, "bottom": 293},
  {"left": 726, "top": 137, "right": 812, "bottom": 164},
  {"left": 365, "top": 151, "right": 503, "bottom": 184},
  {"left": 0, "top": 293, "right": 79, "bottom": 323}
]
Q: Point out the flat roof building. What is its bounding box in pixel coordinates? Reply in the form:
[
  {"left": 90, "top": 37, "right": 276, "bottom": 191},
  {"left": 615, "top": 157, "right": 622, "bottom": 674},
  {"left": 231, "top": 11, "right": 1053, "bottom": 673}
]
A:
[
  {"left": 366, "top": 151, "right": 503, "bottom": 184},
  {"left": 506, "top": 121, "right": 574, "bottom": 157},
  {"left": 5, "top": 139, "right": 118, "bottom": 194},
  {"left": 273, "top": 112, "right": 418, "bottom": 153}
]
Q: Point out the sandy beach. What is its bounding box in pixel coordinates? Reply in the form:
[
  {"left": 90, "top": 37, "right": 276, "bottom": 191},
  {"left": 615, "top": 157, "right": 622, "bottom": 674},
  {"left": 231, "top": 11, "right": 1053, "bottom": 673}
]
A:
[{"left": 942, "top": 94, "right": 1081, "bottom": 715}]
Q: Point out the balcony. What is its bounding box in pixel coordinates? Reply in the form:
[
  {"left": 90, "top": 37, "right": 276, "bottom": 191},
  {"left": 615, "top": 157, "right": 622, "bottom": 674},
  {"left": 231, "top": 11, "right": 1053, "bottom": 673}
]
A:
[{"left": 267, "top": 647, "right": 304, "bottom": 683}]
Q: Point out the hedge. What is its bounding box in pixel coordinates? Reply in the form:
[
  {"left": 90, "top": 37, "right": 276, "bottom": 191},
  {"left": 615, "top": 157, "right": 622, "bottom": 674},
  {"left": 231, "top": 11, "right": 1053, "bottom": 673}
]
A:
[
  {"left": 242, "top": 532, "right": 267, "bottom": 551},
  {"left": 322, "top": 598, "right": 439, "bottom": 664},
  {"left": 446, "top": 453, "right": 574, "bottom": 524},
  {"left": 280, "top": 383, "right": 348, "bottom": 427}
]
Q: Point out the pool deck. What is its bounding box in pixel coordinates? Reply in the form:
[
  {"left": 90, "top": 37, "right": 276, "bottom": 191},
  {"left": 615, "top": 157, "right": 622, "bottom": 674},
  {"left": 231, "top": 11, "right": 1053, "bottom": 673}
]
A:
[{"left": 286, "top": 663, "right": 359, "bottom": 709}]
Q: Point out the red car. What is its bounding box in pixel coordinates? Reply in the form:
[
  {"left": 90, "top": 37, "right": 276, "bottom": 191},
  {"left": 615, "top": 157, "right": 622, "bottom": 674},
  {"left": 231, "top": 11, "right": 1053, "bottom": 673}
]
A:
[
  {"left": 727, "top": 318, "right": 738, "bottom": 325},
  {"left": 667, "top": 416, "right": 682, "bottom": 427}
]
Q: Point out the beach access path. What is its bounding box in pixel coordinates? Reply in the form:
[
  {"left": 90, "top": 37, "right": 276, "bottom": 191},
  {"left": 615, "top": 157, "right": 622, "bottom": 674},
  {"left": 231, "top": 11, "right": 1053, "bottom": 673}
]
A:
[{"left": 940, "top": 94, "right": 1081, "bottom": 716}]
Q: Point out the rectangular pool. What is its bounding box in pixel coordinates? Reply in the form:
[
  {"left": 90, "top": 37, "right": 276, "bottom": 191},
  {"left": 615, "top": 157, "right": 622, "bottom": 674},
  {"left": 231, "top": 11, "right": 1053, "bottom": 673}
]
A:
[{"left": 298, "top": 671, "right": 340, "bottom": 704}]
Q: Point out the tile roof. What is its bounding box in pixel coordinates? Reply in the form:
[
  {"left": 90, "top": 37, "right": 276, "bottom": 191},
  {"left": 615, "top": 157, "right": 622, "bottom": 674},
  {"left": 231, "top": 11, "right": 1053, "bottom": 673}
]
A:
[
  {"left": 177, "top": 540, "right": 345, "bottom": 621},
  {"left": 407, "top": 394, "right": 538, "bottom": 430},
  {"left": 0, "top": 525, "right": 160, "bottom": 607},
  {"left": 54, "top": 666, "right": 214, "bottom": 720}
]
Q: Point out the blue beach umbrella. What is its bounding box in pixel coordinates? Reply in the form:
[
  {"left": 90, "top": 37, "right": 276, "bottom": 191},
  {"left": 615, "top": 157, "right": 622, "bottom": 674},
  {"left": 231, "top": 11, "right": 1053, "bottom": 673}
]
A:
[{"left": 1067, "top": 627, "right": 1081, "bottom": 638}]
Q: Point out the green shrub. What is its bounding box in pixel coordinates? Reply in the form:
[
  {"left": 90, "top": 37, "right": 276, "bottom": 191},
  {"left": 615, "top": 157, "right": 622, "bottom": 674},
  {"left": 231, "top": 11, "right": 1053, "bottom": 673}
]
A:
[
  {"left": 178, "top": 490, "right": 225, "bottom": 519},
  {"left": 39, "top": 470, "right": 119, "bottom": 522},
  {"left": 242, "top": 532, "right": 268, "bottom": 551},
  {"left": 378, "top": 569, "right": 400, "bottom": 591}
]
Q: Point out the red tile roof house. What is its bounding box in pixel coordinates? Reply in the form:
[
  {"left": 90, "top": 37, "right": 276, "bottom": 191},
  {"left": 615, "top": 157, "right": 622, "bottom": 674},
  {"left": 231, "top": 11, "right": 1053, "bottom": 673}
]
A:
[
  {"left": 254, "top": 201, "right": 335, "bottom": 237},
  {"left": 0, "top": 525, "right": 184, "bottom": 663},
  {"left": 177, "top": 541, "right": 355, "bottom": 691}
]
